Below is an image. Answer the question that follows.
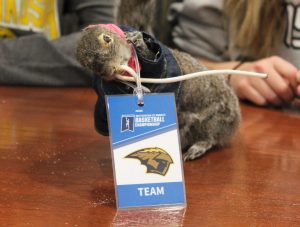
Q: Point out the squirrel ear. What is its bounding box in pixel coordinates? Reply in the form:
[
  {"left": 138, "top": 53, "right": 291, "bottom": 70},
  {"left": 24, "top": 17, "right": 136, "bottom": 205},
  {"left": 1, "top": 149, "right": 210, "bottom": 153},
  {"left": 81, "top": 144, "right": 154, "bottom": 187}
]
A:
[
  {"left": 83, "top": 24, "right": 101, "bottom": 31},
  {"left": 82, "top": 27, "right": 91, "bottom": 31}
]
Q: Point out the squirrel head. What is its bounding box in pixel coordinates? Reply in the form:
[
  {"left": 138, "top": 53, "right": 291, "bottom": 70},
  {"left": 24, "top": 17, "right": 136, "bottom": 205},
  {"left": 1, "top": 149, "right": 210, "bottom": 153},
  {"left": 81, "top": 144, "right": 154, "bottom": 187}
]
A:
[{"left": 76, "top": 25, "right": 132, "bottom": 80}]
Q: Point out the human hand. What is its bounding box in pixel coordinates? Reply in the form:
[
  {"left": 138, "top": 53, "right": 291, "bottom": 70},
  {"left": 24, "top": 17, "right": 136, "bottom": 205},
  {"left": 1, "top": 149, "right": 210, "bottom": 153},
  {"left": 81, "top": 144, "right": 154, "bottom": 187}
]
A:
[
  {"left": 229, "top": 56, "right": 299, "bottom": 106},
  {"left": 297, "top": 73, "right": 300, "bottom": 96}
]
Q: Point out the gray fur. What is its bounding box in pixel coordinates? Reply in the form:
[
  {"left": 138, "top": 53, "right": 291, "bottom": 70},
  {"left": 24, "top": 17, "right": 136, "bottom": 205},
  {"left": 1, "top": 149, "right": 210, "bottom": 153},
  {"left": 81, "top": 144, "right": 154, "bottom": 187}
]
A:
[
  {"left": 116, "top": 0, "right": 156, "bottom": 32},
  {"left": 126, "top": 32, "right": 156, "bottom": 60},
  {"left": 171, "top": 50, "right": 240, "bottom": 160},
  {"left": 125, "top": 35, "right": 240, "bottom": 160},
  {"left": 115, "top": 0, "right": 240, "bottom": 160}
]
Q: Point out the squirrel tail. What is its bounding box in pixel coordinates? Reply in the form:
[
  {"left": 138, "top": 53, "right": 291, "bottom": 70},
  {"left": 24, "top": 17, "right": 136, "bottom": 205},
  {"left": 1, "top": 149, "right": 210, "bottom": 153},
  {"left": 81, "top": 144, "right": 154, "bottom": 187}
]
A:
[{"left": 116, "top": 0, "right": 156, "bottom": 32}]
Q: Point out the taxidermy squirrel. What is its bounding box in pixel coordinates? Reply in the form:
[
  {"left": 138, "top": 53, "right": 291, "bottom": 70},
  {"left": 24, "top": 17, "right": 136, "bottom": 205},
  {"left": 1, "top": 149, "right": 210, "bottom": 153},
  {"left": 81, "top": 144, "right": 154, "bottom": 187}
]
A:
[{"left": 76, "top": 0, "right": 241, "bottom": 161}]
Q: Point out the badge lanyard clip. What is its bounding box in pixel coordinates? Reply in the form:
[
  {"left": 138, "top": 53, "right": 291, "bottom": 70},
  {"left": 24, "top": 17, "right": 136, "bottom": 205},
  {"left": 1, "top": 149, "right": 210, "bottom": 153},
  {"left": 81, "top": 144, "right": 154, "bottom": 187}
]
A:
[{"left": 130, "top": 44, "right": 144, "bottom": 107}]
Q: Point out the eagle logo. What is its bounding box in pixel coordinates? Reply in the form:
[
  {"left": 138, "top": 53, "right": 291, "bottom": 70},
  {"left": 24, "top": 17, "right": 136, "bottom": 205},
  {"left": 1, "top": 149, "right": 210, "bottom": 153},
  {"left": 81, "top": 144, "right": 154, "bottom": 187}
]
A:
[{"left": 125, "top": 147, "right": 173, "bottom": 176}]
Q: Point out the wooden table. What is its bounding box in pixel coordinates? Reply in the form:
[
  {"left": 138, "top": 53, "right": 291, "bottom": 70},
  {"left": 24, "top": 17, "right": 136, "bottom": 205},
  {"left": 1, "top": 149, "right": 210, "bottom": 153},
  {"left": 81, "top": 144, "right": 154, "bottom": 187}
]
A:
[{"left": 1, "top": 87, "right": 300, "bottom": 226}]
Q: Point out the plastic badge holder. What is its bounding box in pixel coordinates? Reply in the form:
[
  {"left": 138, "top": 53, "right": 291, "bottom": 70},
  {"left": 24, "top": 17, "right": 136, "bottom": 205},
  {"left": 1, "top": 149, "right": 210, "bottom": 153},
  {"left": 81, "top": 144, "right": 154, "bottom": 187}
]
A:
[{"left": 106, "top": 93, "right": 186, "bottom": 209}]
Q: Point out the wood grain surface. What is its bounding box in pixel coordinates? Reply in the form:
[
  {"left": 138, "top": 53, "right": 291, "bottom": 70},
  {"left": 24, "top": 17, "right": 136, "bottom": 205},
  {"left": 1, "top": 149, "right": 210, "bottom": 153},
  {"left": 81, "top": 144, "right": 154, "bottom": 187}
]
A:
[{"left": 0, "top": 87, "right": 299, "bottom": 226}]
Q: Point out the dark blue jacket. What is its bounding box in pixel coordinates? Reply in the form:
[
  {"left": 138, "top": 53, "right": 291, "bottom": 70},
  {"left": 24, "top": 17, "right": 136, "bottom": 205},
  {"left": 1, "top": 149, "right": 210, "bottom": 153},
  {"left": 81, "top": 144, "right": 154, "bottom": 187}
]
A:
[{"left": 93, "top": 26, "right": 182, "bottom": 135}]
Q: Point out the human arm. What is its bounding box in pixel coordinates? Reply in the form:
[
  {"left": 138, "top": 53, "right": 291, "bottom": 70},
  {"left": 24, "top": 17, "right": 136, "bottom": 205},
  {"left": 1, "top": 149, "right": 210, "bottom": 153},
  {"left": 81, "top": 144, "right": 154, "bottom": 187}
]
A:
[
  {"left": 170, "top": 0, "right": 300, "bottom": 106},
  {"left": 0, "top": 0, "right": 116, "bottom": 86},
  {"left": 202, "top": 57, "right": 300, "bottom": 106}
]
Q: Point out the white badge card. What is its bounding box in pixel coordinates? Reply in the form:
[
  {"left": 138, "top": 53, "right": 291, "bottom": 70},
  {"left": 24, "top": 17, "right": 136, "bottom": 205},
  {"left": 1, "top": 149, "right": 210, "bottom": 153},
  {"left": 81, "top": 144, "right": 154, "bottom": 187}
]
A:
[{"left": 106, "top": 93, "right": 186, "bottom": 209}]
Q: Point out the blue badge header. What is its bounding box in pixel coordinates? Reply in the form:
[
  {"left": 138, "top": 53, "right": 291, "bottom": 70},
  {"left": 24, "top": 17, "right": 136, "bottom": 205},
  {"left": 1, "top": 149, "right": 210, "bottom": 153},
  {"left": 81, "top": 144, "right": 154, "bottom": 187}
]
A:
[{"left": 106, "top": 94, "right": 177, "bottom": 149}]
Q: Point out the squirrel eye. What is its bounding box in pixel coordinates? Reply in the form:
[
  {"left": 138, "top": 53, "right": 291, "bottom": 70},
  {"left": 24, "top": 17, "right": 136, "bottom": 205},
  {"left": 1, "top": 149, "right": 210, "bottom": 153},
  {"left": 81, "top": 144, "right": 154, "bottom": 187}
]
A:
[
  {"left": 103, "top": 35, "right": 111, "bottom": 43},
  {"left": 98, "top": 34, "right": 113, "bottom": 47}
]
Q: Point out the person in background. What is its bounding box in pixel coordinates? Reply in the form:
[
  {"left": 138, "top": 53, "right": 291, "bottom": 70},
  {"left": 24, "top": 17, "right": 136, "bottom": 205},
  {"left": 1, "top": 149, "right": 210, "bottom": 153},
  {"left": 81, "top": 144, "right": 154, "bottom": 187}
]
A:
[
  {"left": 0, "top": 0, "right": 115, "bottom": 86},
  {"left": 169, "top": 0, "right": 300, "bottom": 107}
]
